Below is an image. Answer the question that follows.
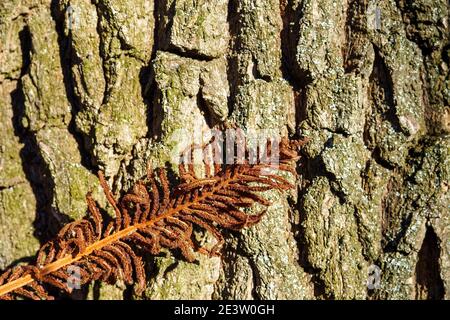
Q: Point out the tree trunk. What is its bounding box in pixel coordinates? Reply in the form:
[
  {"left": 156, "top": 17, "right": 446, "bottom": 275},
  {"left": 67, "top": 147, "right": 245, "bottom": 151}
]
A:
[{"left": 0, "top": 0, "right": 448, "bottom": 300}]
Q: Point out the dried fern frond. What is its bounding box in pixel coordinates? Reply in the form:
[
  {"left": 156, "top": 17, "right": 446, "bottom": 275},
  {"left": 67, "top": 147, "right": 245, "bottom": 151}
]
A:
[{"left": 0, "top": 136, "right": 307, "bottom": 300}]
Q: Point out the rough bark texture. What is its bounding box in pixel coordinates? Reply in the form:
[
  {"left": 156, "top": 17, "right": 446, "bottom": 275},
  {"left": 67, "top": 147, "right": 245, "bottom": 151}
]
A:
[{"left": 0, "top": 0, "right": 449, "bottom": 300}]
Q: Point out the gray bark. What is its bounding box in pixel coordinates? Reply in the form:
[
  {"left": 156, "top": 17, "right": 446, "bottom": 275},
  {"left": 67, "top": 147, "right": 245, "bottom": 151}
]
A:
[{"left": 0, "top": 0, "right": 449, "bottom": 299}]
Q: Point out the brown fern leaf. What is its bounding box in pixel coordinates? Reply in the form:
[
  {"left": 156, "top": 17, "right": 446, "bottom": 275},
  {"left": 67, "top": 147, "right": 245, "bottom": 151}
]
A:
[{"left": 0, "top": 136, "right": 307, "bottom": 300}]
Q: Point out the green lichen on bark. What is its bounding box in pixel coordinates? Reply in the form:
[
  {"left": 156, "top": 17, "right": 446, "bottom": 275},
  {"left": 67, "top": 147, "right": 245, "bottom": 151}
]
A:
[{"left": 0, "top": 0, "right": 449, "bottom": 300}]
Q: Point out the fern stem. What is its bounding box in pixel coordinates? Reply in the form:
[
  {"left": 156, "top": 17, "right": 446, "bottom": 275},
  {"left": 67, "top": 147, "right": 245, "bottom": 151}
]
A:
[{"left": 0, "top": 177, "right": 232, "bottom": 297}]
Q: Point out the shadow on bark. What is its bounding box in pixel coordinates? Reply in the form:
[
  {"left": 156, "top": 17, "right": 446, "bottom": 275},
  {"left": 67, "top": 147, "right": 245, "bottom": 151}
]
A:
[
  {"left": 10, "top": 26, "right": 72, "bottom": 245},
  {"left": 415, "top": 226, "right": 445, "bottom": 300}
]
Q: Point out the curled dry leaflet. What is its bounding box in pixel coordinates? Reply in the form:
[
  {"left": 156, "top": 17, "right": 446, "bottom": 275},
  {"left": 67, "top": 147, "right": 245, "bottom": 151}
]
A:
[{"left": 0, "top": 136, "right": 307, "bottom": 300}]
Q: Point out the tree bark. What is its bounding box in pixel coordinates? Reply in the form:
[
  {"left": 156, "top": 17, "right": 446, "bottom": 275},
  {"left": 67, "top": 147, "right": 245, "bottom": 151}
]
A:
[{"left": 0, "top": 0, "right": 448, "bottom": 299}]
